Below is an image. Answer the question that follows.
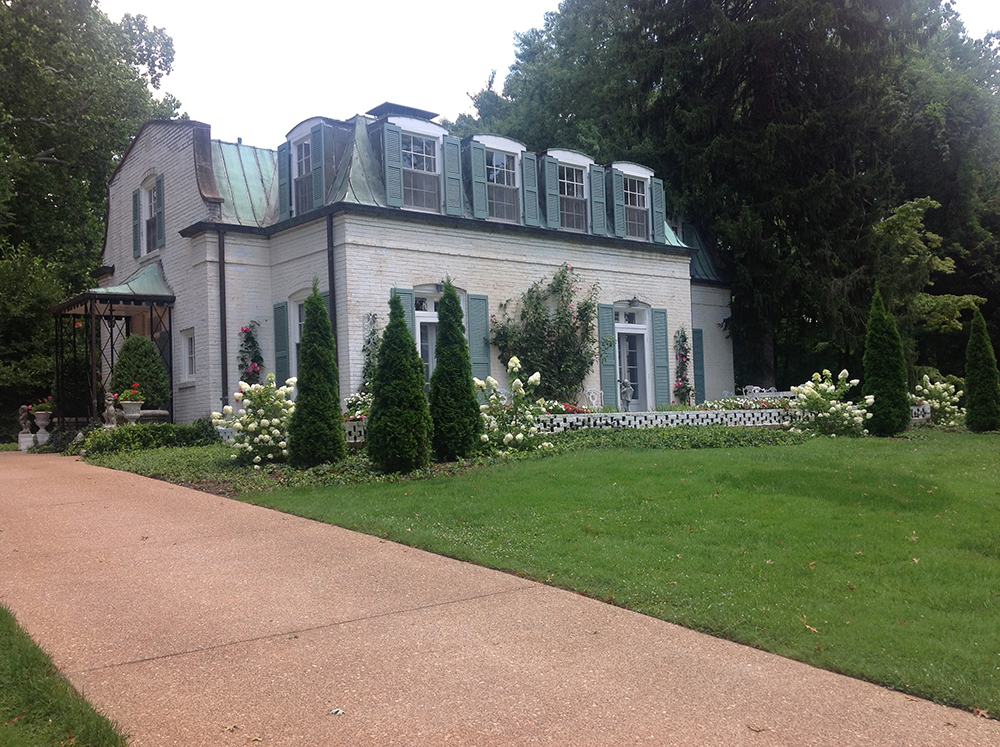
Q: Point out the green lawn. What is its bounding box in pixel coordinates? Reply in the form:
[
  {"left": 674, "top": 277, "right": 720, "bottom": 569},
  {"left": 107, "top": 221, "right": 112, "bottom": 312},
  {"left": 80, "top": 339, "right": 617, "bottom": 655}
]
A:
[
  {"left": 0, "top": 604, "right": 127, "bottom": 746},
  {"left": 238, "top": 430, "right": 1000, "bottom": 715}
]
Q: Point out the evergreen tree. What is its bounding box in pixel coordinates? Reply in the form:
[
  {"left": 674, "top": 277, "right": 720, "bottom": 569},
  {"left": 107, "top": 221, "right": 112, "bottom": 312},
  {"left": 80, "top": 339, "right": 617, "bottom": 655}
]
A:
[
  {"left": 109, "top": 335, "right": 170, "bottom": 409},
  {"left": 287, "top": 284, "right": 346, "bottom": 468},
  {"left": 429, "top": 280, "right": 482, "bottom": 461},
  {"left": 863, "top": 290, "right": 911, "bottom": 436},
  {"left": 366, "top": 293, "right": 432, "bottom": 473},
  {"left": 964, "top": 307, "right": 1000, "bottom": 432}
]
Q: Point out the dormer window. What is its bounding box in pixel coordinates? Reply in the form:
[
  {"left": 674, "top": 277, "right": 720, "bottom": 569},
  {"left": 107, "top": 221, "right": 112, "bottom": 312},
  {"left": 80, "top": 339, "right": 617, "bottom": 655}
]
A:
[
  {"left": 608, "top": 161, "right": 666, "bottom": 243},
  {"left": 624, "top": 177, "right": 648, "bottom": 240},
  {"left": 486, "top": 150, "right": 518, "bottom": 222},
  {"left": 294, "top": 139, "right": 311, "bottom": 217},
  {"left": 132, "top": 173, "right": 164, "bottom": 258},
  {"left": 558, "top": 165, "right": 587, "bottom": 231},
  {"left": 402, "top": 133, "right": 439, "bottom": 210}
]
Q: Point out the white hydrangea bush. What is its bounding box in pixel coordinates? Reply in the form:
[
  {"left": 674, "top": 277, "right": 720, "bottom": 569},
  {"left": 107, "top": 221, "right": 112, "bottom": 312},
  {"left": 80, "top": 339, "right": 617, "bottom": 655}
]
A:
[
  {"left": 912, "top": 374, "right": 964, "bottom": 427},
  {"left": 475, "top": 356, "right": 554, "bottom": 453},
  {"left": 212, "top": 374, "right": 296, "bottom": 468},
  {"left": 790, "top": 369, "right": 872, "bottom": 437}
]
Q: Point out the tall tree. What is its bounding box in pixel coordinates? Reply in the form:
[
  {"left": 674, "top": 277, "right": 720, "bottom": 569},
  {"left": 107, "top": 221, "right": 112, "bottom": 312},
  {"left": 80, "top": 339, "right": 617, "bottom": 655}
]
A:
[
  {"left": 366, "top": 294, "right": 432, "bottom": 473},
  {"left": 460, "top": 0, "right": 1000, "bottom": 388},
  {"left": 0, "top": 0, "right": 181, "bottom": 438},
  {"left": 429, "top": 280, "right": 481, "bottom": 461},
  {"left": 287, "top": 284, "right": 346, "bottom": 468},
  {"left": 863, "top": 289, "right": 912, "bottom": 437},
  {"left": 964, "top": 306, "right": 1000, "bottom": 432}
]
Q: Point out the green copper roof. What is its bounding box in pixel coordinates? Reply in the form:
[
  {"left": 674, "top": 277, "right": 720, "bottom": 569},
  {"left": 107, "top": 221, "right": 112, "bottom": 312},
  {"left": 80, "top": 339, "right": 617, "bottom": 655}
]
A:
[
  {"left": 91, "top": 261, "right": 174, "bottom": 298},
  {"left": 330, "top": 116, "right": 387, "bottom": 206},
  {"left": 212, "top": 140, "right": 277, "bottom": 226},
  {"left": 683, "top": 223, "right": 725, "bottom": 284}
]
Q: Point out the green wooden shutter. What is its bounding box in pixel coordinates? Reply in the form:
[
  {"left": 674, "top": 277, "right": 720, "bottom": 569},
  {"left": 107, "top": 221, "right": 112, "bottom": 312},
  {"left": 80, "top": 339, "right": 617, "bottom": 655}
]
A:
[
  {"left": 608, "top": 169, "right": 626, "bottom": 238},
  {"left": 651, "top": 177, "right": 666, "bottom": 244},
  {"left": 132, "top": 189, "right": 141, "bottom": 258},
  {"left": 521, "top": 152, "right": 540, "bottom": 227},
  {"left": 154, "top": 174, "right": 165, "bottom": 248},
  {"left": 470, "top": 141, "right": 487, "bottom": 219},
  {"left": 443, "top": 135, "right": 463, "bottom": 216},
  {"left": 391, "top": 288, "right": 415, "bottom": 338},
  {"left": 383, "top": 124, "right": 404, "bottom": 207},
  {"left": 319, "top": 290, "right": 331, "bottom": 322},
  {"left": 692, "top": 328, "right": 706, "bottom": 404},
  {"left": 277, "top": 142, "right": 291, "bottom": 221},
  {"left": 542, "top": 155, "right": 560, "bottom": 229},
  {"left": 311, "top": 123, "right": 325, "bottom": 210},
  {"left": 273, "top": 302, "right": 289, "bottom": 385},
  {"left": 598, "top": 303, "right": 616, "bottom": 408},
  {"left": 652, "top": 308, "right": 670, "bottom": 407},
  {"left": 590, "top": 164, "right": 606, "bottom": 235},
  {"left": 467, "top": 294, "right": 491, "bottom": 381}
]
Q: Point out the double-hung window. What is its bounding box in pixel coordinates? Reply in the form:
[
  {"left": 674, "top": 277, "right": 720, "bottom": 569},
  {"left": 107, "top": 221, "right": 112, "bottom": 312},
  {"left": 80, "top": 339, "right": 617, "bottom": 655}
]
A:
[
  {"left": 558, "top": 165, "right": 587, "bottom": 231},
  {"left": 486, "top": 150, "right": 518, "bottom": 222},
  {"left": 402, "top": 133, "right": 439, "bottom": 210},
  {"left": 294, "top": 140, "right": 311, "bottom": 216},
  {"left": 145, "top": 186, "right": 159, "bottom": 254},
  {"left": 624, "top": 177, "right": 648, "bottom": 240}
]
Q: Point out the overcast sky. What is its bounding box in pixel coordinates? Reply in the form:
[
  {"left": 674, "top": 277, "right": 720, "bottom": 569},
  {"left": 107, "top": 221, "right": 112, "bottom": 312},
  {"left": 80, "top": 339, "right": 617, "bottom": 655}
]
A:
[{"left": 97, "top": 0, "right": 997, "bottom": 148}]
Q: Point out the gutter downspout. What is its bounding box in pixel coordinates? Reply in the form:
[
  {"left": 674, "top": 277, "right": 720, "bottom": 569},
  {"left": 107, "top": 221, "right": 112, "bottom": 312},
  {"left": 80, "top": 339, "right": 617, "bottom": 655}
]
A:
[
  {"left": 326, "top": 214, "right": 338, "bottom": 362},
  {"left": 218, "top": 230, "right": 229, "bottom": 407}
]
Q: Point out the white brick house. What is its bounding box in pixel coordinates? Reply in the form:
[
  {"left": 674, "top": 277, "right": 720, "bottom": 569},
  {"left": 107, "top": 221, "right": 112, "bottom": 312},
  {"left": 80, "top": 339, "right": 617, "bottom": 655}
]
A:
[{"left": 69, "top": 103, "right": 734, "bottom": 423}]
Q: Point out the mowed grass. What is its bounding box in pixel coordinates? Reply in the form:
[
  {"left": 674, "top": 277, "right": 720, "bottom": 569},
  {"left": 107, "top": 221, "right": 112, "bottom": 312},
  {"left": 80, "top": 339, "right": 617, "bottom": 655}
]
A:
[
  {"left": 242, "top": 430, "right": 1000, "bottom": 715},
  {"left": 0, "top": 604, "right": 127, "bottom": 746}
]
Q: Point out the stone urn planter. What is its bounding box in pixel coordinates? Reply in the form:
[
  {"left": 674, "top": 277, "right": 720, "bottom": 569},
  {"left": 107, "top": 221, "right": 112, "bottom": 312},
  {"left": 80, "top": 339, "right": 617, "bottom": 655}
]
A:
[
  {"left": 33, "top": 410, "right": 51, "bottom": 445},
  {"left": 120, "top": 400, "right": 144, "bottom": 425}
]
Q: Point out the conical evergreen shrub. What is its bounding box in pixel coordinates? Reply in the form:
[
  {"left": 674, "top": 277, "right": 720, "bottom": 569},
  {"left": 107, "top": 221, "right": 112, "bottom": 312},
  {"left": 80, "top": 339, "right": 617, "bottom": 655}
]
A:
[
  {"left": 964, "top": 307, "right": 1000, "bottom": 432},
  {"left": 429, "top": 280, "right": 482, "bottom": 461},
  {"left": 109, "top": 335, "right": 170, "bottom": 409},
  {"left": 287, "top": 284, "right": 346, "bottom": 468},
  {"left": 862, "top": 290, "right": 910, "bottom": 436},
  {"left": 366, "top": 293, "right": 432, "bottom": 472}
]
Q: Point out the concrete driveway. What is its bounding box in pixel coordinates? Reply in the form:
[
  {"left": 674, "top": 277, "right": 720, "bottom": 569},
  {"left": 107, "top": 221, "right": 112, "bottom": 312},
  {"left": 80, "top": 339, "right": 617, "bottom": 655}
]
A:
[{"left": 1, "top": 451, "right": 997, "bottom": 745}]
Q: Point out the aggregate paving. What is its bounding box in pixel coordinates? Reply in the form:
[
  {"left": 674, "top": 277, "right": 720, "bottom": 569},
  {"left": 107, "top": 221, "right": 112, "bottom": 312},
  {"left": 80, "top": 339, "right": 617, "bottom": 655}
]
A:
[{"left": 2, "top": 451, "right": 998, "bottom": 745}]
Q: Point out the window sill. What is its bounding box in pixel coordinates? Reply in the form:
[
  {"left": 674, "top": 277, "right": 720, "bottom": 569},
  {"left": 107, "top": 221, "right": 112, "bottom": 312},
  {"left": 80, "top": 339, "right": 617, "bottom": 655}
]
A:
[
  {"left": 139, "top": 249, "right": 161, "bottom": 264},
  {"left": 178, "top": 381, "right": 196, "bottom": 390}
]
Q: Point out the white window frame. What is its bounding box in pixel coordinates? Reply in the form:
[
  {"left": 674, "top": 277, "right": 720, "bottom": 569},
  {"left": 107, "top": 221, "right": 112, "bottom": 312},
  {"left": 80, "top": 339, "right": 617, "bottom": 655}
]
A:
[
  {"left": 558, "top": 164, "right": 587, "bottom": 231},
  {"left": 401, "top": 132, "right": 440, "bottom": 211},
  {"left": 293, "top": 138, "right": 312, "bottom": 217},
  {"left": 486, "top": 149, "right": 519, "bottom": 222},
  {"left": 140, "top": 177, "right": 160, "bottom": 255},
  {"left": 613, "top": 303, "right": 652, "bottom": 412},
  {"left": 181, "top": 328, "right": 196, "bottom": 381},
  {"left": 412, "top": 284, "right": 468, "bottom": 388},
  {"left": 623, "top": 176, "right": 649, "bottom": 240}
]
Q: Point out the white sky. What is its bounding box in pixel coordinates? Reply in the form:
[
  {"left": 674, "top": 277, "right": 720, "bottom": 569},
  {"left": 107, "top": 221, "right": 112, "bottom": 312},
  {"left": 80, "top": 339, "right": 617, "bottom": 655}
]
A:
[{"left": 96, "top": 0, "right": 997, "bottom": 149}]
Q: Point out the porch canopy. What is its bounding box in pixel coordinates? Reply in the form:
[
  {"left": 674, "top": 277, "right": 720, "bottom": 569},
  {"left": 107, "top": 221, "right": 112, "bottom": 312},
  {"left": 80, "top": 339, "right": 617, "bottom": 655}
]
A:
[{"left": 48, "top": 262, "right": 174, "bottom": 424}]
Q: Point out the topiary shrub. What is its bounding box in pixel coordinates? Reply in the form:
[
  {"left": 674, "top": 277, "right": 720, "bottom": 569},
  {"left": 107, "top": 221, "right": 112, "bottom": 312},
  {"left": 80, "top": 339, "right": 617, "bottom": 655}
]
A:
[
  {"left": 287, "top": 285, "right": 346, "bottom": 468},
  {"left": 366, "top": 292, "right": 431, "bottom": 473},
  {"left": 109, "top": 335, "right": 170, "bottom": 409},
  {"left": 862, "top": 289, "right": 910, "bottom": 436},
  {"left": 964, "top": 307, "right": 1000, "bottom": 432},
  {"left": 429, "top": 280, "right": 482, "bottom": 461}
]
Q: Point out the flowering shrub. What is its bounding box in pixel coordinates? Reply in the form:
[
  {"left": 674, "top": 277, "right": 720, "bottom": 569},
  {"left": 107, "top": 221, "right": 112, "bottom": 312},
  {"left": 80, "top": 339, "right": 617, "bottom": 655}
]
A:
[
  {"left": 212, "top": 374, "right": 296, "bottom": 467},
  {"left": 116, "top": 382, "right": 144, "bottom": 402},
  {"left": 673, "top": 327, "right": 693, "bottom": 404},
  {"left": 476, "top": 356, "right": 554, "bottom": 453},
  {"left": 544, "top": 401, "right": 589, "bottom": 414},
  {"left": 238, "top": 321, "right": 264, "bottom": 385},
  {"left": 344, "top": 390, "right": 374, "bottom": 421},
  {"left": 490, "top": 263, "right": 599, "bottom": 402},
  {"left": 912, "top": 374, "right": 964, "bottom": 427},
  {"left": 791, "top": 369, "right": 872, "bottom": 436},
  {"left": 698, "top": 397, "right": 792, "bottom": 411}
]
